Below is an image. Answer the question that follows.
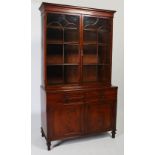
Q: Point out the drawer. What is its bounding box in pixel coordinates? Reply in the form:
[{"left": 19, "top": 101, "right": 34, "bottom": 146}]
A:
[
  {"left": 47, "top": 92, "right": 84, "bottom": 106},
  {"left": 47, "top": 93, "right": 64, "bottom": 105},
  {"left": 85, "top": 91, "right": 101, "bottom": 103},
  {"left": 102, "top": 88, "right": 117, "bottom": 101},
  {"left": 85, "top": 88, "right": 117, "bottom": 103},
  {"left": 64, "top": 92, "right": 84, "bottom": 104},
  {"left": 86, "top": 98, "right": 116, "bottom": 106}
]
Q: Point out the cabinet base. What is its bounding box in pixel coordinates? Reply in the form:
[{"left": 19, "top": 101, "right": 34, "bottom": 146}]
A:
[{"left": 41, "top": 127, "right": 116, "bottom": 151}]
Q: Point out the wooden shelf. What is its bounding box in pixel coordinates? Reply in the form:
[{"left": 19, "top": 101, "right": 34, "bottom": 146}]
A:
[
  {"left": 83, "top": 42, "right": 107, "bottom": 46},
  {"left": 64, "top": 42, "right": 79, "bottom": 45},
  {"left": 47, "top": 63, "right": 109, "bottom": 67},
  {"left": 83, "top": 64, "right": 110, "bottom": 65},
  {"left": 47, "top": 40, "right": 79, "bottom": 45},
  {"left": 84, "top": 28, "right": 111, "bottom": 32},
  {"left": 47, "top": 40, "right": 63, "bottom": 44},
  {"left": 47, "top": 63, "right": 79, "bottom": 66},
  {"left": 47, "top": 25, "right": 78, "bottom": 30},
  {"left": 84, "top": 28, "right": 97, "bottom": 32},
  {"left": 83, "top": 41, "right": 97, "bottom": 45},
  {"left": 98, "top": 43, "right": 108, "bottom": 46}
]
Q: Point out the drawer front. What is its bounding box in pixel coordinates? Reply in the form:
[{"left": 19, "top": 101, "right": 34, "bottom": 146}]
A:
[
  {"left": 47, "top": 91, "right": 84, "bottom": 107},
  {"left": 47, "top": 93, "right": 64, "bottom": 105},
  {"left": 102, "top": 88, "right": 117, "bottom": 101},
  {"left": 85, "top": 88, "right": 117, "bottom": 104},
  {"left": 85, "top": 91, "right": 100, "bottom": 103},
  {"left": 64, "top": 92, "right": 84, "bottom": 104}
]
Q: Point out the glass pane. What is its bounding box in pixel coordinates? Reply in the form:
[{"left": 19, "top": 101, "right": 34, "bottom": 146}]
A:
[
  {"left": 47, "top": 44, "right": 63, "bottom": 64},
  {"left": 84, "top": 16, "right": 99, "bottom": 29},
  {"left": 64, "top": 29, "right": 79, "bottom": 42},
  {"left": 84, "top": 16, "right": 111, "bottom": 32},
  {"left": 98, "top": 45, "right": 110, "bottom": 64},
  {"left": 98, "top": 31, "right": 110, "bottom": 44},
  {"left": 46, "top": 28, "right": 63, "bottom": 42},
  {"left": 83, "top": 16, "right": 111, "bottom": 44},
  {"left": 64, "top": 45, "right": 79, "bottom": 64},
  {"left": 47, "top": 66, "right": 63, "bottom": 84},
  {"left": 64, "top": 66, "right": 79, "bottom": 83},
  {"left": 97, "top": 65, "right": 110, "bottom": 83},
  {"left": 46, "top": 13, "right": 80, "bottom": 43},
  {"left": 47, "top": 14, "right": 79, "bottom": 28},
  {"left": 84, "top": 30, "right": 97, "bottom": 43},
  {"left": 83, "top": 65, "right": 97, "bottom": 82},
  {"left": 83, "top": 45, "right": 97, "bottom": 64}
]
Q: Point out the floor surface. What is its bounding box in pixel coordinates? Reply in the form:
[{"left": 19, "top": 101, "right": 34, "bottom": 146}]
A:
[{"left": 31, "top": 114, "right": 124, "bottom": 155}]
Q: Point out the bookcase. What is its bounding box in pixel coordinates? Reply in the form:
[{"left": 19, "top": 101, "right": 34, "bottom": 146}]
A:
[{"left": 39, "top": 3, "right": 118, "bottom": 150}]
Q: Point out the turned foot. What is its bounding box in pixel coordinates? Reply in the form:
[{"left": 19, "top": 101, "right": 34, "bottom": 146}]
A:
[
  {"left": 47, "top": 141, "right": 51, "bottom": 151},
  {"left": 41, "top": 127, "right": 44, "bottom": 137},
  {"left": 112, "top": 130, "right": 116, "bottom": 138}
]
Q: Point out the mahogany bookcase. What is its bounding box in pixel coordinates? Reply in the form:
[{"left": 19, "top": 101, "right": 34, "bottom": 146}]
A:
[{"left": 39, "top": 2, "right": 118, "bottom": 150}]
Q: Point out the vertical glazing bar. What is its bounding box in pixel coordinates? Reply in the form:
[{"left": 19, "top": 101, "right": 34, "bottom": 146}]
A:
[
  {"left": 79, "top": 15, "right": 83, "bottom": 83},
  {"left": 96, "top": 22, "right": 99, "bottom": 82},
  {"left": 43, "top": 13, "right": 47, "bottom": 85},
  {"left": 63, "top": 26, "right": 65, "bottom": 83},
  {"left": 109, "top": 18, "right": 113, "bottom": 85}
]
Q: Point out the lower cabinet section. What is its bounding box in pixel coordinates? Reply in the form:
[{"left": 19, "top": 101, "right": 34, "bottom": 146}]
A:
[
  {"left": 86, "top": 103, "right": 113, "bottom": 133},
  {"left": 41, "top": 86, "right": 117, "bottom": 150}
]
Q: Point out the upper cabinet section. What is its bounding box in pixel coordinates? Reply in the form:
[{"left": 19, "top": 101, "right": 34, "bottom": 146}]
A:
[{"left": 39, "top": 3, "right": 116, "bottom": 86}]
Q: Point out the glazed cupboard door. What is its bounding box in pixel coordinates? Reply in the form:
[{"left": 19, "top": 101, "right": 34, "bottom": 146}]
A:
[
  {"left": 46, "top": 13, "right": 81, "bottom": 85},
  {"left": 82, "top": 15, "right": 112, "bottom": 84}
]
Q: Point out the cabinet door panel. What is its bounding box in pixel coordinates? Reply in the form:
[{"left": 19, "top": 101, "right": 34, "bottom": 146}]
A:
[
  {"left": 82, "top": 15, "right": 112, "bottom": 84},
  {"left": 50, "top": 104, "right": 83, "bottom": 139},
  {"left": 46, "top": 13, "right": 81, "bottom": 85},
  {"left": 86, "top": 104, "right": 113, "bottom": 133}
]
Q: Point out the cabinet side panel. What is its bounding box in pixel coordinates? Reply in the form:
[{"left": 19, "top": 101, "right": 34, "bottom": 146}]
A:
[
  {"left": 112, "top": 88, "right": 118, "bottom": 130},
  {"left": 41, "top": 13, "right": 47, "bottom": 86},
  {"left": 41, "top": 87, "right": 47, "bottom": 137},
  {"left": 110, "top": 18, "right": 113, "bottom": 86},
  {"left": 41, "top": 15, "right": 44, "bottom": 85}
]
